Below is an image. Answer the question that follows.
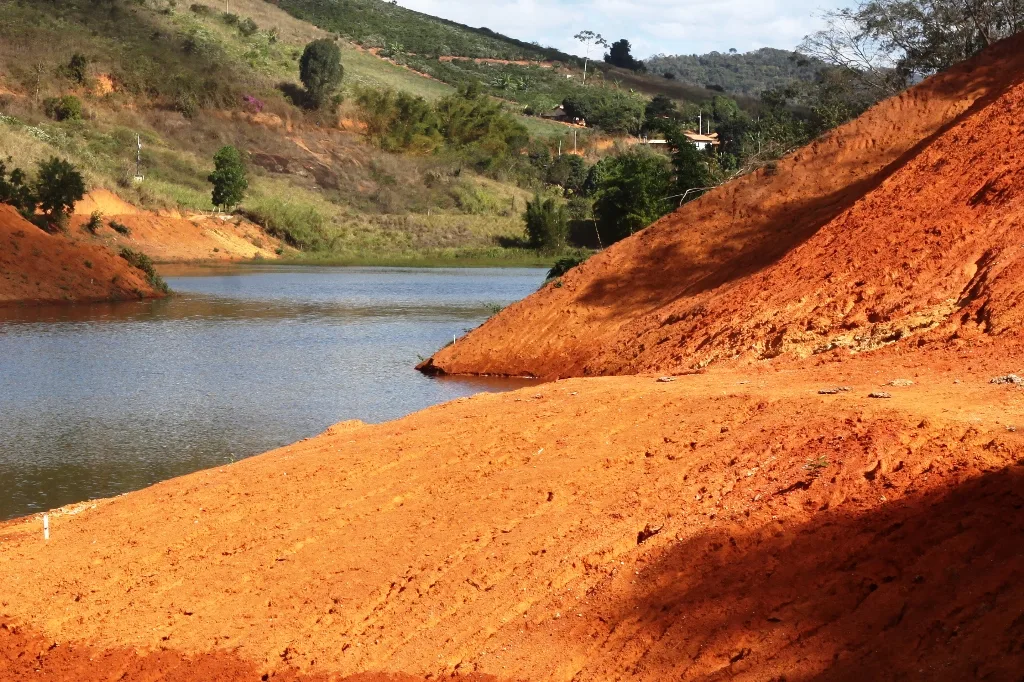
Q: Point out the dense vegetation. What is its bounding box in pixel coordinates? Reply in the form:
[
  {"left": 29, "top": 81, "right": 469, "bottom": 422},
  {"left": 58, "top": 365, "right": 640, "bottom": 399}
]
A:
[{"left": 645, "top": 48, "right": 826, "bottom": 97}]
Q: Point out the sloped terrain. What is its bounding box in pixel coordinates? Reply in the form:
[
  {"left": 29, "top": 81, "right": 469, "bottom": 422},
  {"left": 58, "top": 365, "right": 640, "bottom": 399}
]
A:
[
  {"left": 2, "top": 359, "right": 1023, "bottom": 680},
  {"left": 422, "top": 33, "right": 1024, "bottom": 379},
  {"left": 5, "top": 24, "right": 1024, "bottom": 682},
  {"left": 0, "top": 205, "right": 164, "bottom": 305}
]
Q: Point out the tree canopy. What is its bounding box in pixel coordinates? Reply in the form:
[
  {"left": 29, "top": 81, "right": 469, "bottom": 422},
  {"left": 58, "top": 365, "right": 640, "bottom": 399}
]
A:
[
  {"left": 801, "top": 0, "right": 1024, "bottom": 97},
  {"left": 299, "top": 38, "right": 344, "bottom": 108},
  {"left": 35, "top": 158, "right": 86, "bottom": 229},
  {"left": 208, "top": 146, "right": 248, "bottom": 211},
  {"left": 592, "top": 149, "right": 673, "bottom": 244},
  {"left": 646, "top": 48, "right": 825, "bottom": 97},
  {"left": 604, "top": 39, "right": 645, "bottom": 72}
]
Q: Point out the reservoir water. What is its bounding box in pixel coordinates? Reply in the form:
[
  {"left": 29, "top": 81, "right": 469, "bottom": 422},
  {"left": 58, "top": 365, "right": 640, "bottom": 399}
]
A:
[{"left": 0, "top": 265, "right": 546, "bottom": 521}]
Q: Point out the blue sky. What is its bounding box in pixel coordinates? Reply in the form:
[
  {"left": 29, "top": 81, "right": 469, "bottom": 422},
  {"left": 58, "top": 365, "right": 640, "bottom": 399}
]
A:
[{"left": 397, "top": 0, "right": 852, "bottom": 58}]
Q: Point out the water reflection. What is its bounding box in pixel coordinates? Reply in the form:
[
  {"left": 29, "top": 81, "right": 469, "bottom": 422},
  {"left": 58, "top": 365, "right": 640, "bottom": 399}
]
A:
[{"left": 0, "top": 265, "right": 545, "bottom": 520}]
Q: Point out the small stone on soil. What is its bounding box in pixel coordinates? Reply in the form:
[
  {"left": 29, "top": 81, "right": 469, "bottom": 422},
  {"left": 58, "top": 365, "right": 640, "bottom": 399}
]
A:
[
  {"left": 990, "top": 374, "right": 1024, "bottom": 385},
  {"left": 889, "top": 379, "right": 914, "bottom": 387},
  {"left": 656, "top": 376, "right": 675, "bottom": 383},
  {"left": 818, "top": 386, "right": 851, "bottom": 395},
  {"left": 869, "top": 392, "right": 892, "bottom": 399}
]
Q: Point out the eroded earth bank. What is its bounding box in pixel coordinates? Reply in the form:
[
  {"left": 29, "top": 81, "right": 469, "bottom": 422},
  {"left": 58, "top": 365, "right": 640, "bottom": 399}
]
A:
[{"left": 3, "top": 35, "right": 1024, "bottom": 682}]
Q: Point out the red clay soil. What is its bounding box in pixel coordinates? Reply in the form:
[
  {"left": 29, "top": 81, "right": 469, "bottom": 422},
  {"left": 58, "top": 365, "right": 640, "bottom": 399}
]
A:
[
  {"left": 6, "top": 34, "right": 1024, "bottom": 682},
  {"left": 0, "top": 204, "right": 162, "bottom": 305},
  {"left": 421, "top": 32, "right": 1024, "bottom": 379},
  {"left": 2, "top": 359, "right": 1023, "bottom": 680},
  {"left": 70, "top": 190, "right": 284, "bottom": 263}
]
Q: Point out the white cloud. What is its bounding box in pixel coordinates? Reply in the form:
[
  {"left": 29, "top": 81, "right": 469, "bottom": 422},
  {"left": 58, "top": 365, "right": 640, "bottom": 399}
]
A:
[{"left": 396, "top": 0, "right": 853, "bottom": 57}]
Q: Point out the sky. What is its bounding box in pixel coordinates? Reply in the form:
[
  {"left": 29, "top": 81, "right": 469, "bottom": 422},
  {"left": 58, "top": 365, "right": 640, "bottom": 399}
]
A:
[{"left": 397, "top": 0, "right": 853, "bottom": 58}]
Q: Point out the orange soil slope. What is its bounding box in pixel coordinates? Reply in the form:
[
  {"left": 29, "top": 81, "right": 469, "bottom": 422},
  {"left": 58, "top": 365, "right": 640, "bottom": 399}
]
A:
[
  {"left": 71, "top": 190, "right": 284, "bottom": 263},
  {"left": 0, "top": 204, "right": 163, "bottom": 305},
  {"left": 422, "top": 33, "right": 1024, "bottom": 379},
  {"left": 2, "top": 358, "right": 1023, "bottom": 681}
]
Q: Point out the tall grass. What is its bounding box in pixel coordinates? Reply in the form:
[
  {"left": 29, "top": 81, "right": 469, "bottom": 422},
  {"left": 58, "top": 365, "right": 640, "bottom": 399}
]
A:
[{"left": 243, "top": 194, "right": 333, "bottom": 249}]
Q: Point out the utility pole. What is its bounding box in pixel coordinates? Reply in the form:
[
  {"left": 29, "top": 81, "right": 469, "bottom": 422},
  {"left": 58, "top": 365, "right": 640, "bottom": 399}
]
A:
[
  {"left": 134, "top": 133, "right": 144, "bottom": 183},
  {"left": 574, "top": 129, "right": 578, "bottom": 154}
]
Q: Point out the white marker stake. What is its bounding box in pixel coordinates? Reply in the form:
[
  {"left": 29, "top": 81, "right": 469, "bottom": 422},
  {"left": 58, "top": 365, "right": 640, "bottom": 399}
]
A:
[{"left": 43, "top": 514, "right": 49, "bottom": 541}]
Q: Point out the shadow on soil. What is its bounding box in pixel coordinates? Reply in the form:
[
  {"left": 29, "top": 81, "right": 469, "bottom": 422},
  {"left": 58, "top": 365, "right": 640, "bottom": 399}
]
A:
[{"left": 595, "top": 466, "right": 1024, "bottom": 680}]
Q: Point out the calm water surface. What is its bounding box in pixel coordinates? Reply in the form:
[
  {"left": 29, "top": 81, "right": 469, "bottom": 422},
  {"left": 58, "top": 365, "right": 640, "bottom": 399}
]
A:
[{"left": 0, "top": 265, "right": 545, "bottom": 521}]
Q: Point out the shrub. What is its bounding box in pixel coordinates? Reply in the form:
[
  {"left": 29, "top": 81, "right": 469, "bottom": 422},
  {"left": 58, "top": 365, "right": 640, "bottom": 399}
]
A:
[
  {"left": 189, "top": 3, "right": 213, "bottom": 15},
  {"left": 61, "top": 53, "right": 89, "bottom": 85},
  {"left": 221, "top": 12, "right": 239, "bottom": 25},
  {"left": 109, "top": 219, "right": 132, "bottom": 236},
  {"left": 547, "top": 253, "right": 589, "bottom": 280},
  {"left": 35, "top": 157, "right": 86, "bottom": 230},
  {"left": 238, "top": 17, "right": 259, "bottom": 37},
  {"left": 119, "top": 246, "right": 170, "bottom": 294},
  {"left": 242, "top": 94, "right": 264, "bottom": 113},
  {"left": 0, "top": 159, "right": 38, "bottom": 218},
  {"left": 43, "top": 95, "right": 83, "bottom": 122},
  {"left": 300, "top": 39, "right": 344, "bottom": 109},
  {"left": 208, "top": 146, "right": 247, "bottom": 211},
  {"left": 85, "top": 211, "right": 103, "bottom": 234},
  {"left": 174, "top": 91, "right": 200, "bottom": 119},
  {"left": 524, "top": 193, "right": 568, "bottom": 253},
  {"left": 355, "top": 87, "right": 442, "bottom": 152}
]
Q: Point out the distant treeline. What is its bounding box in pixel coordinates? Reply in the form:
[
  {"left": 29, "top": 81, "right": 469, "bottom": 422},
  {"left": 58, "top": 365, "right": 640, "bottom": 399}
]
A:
[{"left": 645, "top": 48, "right": 826, "bottom": 98}]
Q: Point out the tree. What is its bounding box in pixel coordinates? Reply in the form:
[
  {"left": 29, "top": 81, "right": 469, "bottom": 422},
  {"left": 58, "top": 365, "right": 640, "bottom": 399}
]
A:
[
  {"left": 546, "top": 154, "right": 588, "bottom": 195},
  {"left": 573, "top": 30, "right": 608, "bottom": 85},
  {"left": 208, "top": 146, "right": 248, "bottom": 211},
  {"left": 801, "top": 0, "right": 1024, "bottom": 98},
  {"left": 299, "top": 39, "right": 344, "bottom": 108},
  {"left": 670, "top": 134, "right": 715, "bottom": 205},
  {"left": 43, "top": 95, "right": 83, "bottom": 122},
  {"left": 605, "top": 39, "right": 645, "bottom": 71},
  {"left": 524, "top": 194, "right": 569, "bottom": 253},
  {"left": 643, "top": 94, "right": 682, "bottom": 136},
  {"left": 35, "top": 157, "right": 85, "bottom": 230},
  {"left": 592, "top": 149, "right": 673, "bottom": 244},
  {"left": 562, "top": 89, "right": 646, "bottom": 134}
]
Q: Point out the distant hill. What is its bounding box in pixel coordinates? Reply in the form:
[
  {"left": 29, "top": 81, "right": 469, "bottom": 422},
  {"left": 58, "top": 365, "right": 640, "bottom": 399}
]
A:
[
  {"left": 276, "top": 0, "right": 577, "bottom": 62},
  {"left": 645, "top": 48, "right": 825, "bottom": 97}
]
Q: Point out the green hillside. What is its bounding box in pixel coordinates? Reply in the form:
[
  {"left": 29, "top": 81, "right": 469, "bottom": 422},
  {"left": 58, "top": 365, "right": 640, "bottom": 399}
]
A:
[
  {"left": 0, "top": 0, "right": 582, "bottom": 265},
  {"left": 645, "top": 48, "right": 826, "bottom": 98},
  {"left": 277, "top": 0, "right": 578, "bottom": 61},
  {"left": 273, "top": 0, "right": 737, "bottom": 116}
]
